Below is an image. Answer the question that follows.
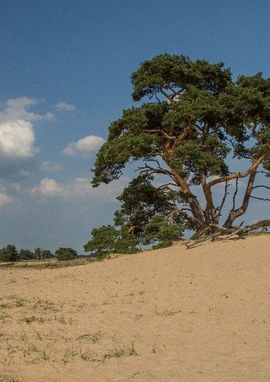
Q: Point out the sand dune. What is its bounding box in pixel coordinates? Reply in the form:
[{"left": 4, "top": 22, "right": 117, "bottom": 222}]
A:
[{"left": 1, "top": 235, "right": 270, "bottom": 381}]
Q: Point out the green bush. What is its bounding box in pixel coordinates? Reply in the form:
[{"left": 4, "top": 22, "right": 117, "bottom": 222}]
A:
[
  {"left": 0, "top": 245, "right": 18, "bottom": 262},
  {"left": 55, "top": 247, "right": 78, "bottom": 261},
  {"left": 18, "top": 249, "right": 35, "bottom": 260}
]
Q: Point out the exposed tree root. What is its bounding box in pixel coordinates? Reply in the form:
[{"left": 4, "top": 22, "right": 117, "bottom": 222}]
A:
[{"left": 185, "top": 220, "right": 270, "bottom": 249}]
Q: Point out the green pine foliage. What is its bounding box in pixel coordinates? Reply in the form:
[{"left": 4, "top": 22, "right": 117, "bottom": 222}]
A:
[{"left": 84, "top": 225, "right": 139, "bottom": 258}]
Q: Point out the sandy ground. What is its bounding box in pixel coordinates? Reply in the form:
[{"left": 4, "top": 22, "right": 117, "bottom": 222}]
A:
[{"left": 0, "top": 235, "right": 270, "bottom": 382}]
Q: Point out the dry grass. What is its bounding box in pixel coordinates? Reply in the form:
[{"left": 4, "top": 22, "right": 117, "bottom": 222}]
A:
[{"left": 0, "top": 376, "right": 20, "bottom": 382}]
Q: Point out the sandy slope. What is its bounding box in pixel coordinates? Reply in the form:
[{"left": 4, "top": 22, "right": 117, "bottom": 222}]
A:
[{"left": 0, "top": 235, "right": 270, "bottom": 382}]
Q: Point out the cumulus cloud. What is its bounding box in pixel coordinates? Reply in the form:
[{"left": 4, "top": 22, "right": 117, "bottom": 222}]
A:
[
  {"left": 0, "top": 97, "right": 54, "bottom": 123},
  {"left": 0, "top": 97, "right": 72, "bottom": 181},
  {"left": 0, "top": 97, "right": 58, "bottom": 163},
  {"left": 0, "top": 120, "right": 39, "bottom": 159},
  {"left": 31, "top": 178, "right": 63, "bottom": 197},
  {"left": 55, "top": 102, "right": 76, "bottom": 112},
  {"left": 31, "top": 176, "right": 129, "bottom": 200},
  {"left": 41, "top": 161, "right": 63, "bottom": 172},
  {"left": 0, "top": 98, "right": 78, "bottom": 164},
  {"left": 62, "top": 135, "right": 105, "bottom": 157}
]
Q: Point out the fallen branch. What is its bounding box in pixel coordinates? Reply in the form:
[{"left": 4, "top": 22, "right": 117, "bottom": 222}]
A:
[{"left": 186, "top": 220, "right": 270, "bottom": 249}]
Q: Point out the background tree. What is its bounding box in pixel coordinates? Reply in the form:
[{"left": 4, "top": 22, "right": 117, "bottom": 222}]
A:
[
  {"left": 55, "top": 247, "right": 78, "bottom": 261},
  {"left": 40, "top": 249, "right": 54, "bottom": 259},
  {"left": 18, "top": 249, "right": 35, "bottom": 260},
  {"left": 0, "top": 244, "right": 18, "bottom": 262},
  {"left": 34, "top": 248, "right": 54, "bottom": 260},
  {"left": 34, "top": 248, "right": 42, "bottom": 260},
  {"left": 85, "top": 54, "right": 270, "bottom": 255}
]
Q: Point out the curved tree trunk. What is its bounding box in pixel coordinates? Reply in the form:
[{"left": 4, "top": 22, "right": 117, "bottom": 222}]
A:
[{"left": 223, "top": 171, "right": 257, "bottom": 228}]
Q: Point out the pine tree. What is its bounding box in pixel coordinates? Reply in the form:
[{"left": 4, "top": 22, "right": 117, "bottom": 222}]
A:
[{"left": 85, "top": 54, "right": 270, "bottom": 255}]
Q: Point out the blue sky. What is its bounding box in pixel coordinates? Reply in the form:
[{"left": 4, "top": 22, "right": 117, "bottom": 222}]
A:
[{"left": 0, "top": 0, "right": 270, "bottom": 252}]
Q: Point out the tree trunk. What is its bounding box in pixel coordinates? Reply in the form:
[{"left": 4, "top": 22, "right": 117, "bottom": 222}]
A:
[
  {"left": 223, "top": 171, "right": 257, "bottom": 228},
  {"left": 171, "top": 169, "right": 206, "bottom": 228}
]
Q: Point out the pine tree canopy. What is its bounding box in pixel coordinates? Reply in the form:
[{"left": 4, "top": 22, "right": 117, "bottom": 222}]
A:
[{"left": 85, "top": 54, "right": 270, "bottom": 256}]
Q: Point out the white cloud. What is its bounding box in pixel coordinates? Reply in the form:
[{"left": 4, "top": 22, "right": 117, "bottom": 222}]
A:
[
  {"left": 0, "top": 97, "right": 54, "bottom": 123},
  {"left": 31, "top": 177, "right": 96, "bottom": 198},
  {"left": 0, "top": 191, "right": 12, "bottom": 206},
  {"left": 31, "top": 178, "right": 63, "bottom": 197},
  {"left": 0, "top": 98, "right": 78, "bottom": 163},
  {"left": 41, "top": 161, "right": 63, "bottom": 172},
  {"left": 55, "top": 102, "right": 76, "bottom": 112},
  {"left": 0, "top": 120, "right": 39, "bottom": 159},
  {"left": 31, "top": 176, "right": 129, "bottom": 200},
  {"left": 0, "top": 97, "right": 71, "bottom": 180},
  {"left": 0, "top": 97, "right": 57, "bottom": 163},
  {"left": 63, "top": 135, "right": 105, "bottom": 157}
]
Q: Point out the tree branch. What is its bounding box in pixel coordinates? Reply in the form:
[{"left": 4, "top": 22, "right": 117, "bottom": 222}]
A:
[
  {"left": 187, "top": 220, "right": 270, "bottom": 249},
  {"left": 252, "top": 185, "right": 270, "bottom": 191},
  {"left": 154, "top": 93, "right": 161, "bottom": 104},
  {"left": 161, "top": 139, "right": 206, "bottom": 227},
  {"left": 156, "top": 182, "right": 178, "bottom": 191},
  {"left": 223, "top": 171, "right": 257, "bottom": 228},
  {"left": 173, "top": 120, "right": 194, "bottom": 148},
  {"left": 143, "top": 129, "right": 175, "bottom": 140},
  {"left": 232, "top": 178, "right": 239, "bottom": 211},
  {"left": 250, "top": 195, "right": 270, "bottom": 202},
  {"left": 216, "top": 180, "right": 230, "bottom": 219},
  {"left": 169, "top": 207, "right": 204, "bottom": 229},
  {"left": 208, "top": 154, "right": 265, "bottom": 188},
  {"left": 136, "top": 162, "right": 172, "bottom": 177},
  {"left": 202, "top": 183, "right": 216, "bottom": 224},
  {"left": 160, "top": 85, "right": 173, "bottom": 103}
]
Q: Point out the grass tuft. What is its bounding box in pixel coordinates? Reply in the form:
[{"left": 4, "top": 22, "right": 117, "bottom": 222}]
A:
[
  {"left": 76, "top": 331, "right": 103, "bottom": 343},
  {"left": 0, "top": 376, "right": 20, "bottom": 382},
  {"left": 103, "top": 341, "right": 138, "bottom": 360}
]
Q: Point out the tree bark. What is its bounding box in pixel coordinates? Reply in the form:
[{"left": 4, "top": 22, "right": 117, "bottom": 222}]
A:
[
  {"left": 207, "top": 154, "right": 265, "bottom": 188},
  {"left": 202, "top": 183, "right": 218, "bottom": 224},
  {"left": 170, "top": 169, "right": 205, "bottom": 228},
  {"left": 223, "top": 171, "right": 257, "bottom": 228}
]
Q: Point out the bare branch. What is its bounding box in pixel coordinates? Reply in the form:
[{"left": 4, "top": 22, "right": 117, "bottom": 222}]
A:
[
  {"left": 136, "top": 162, "right": 172, "bottom": 177},
  {"left": 160, "top": 85, "right": 172, "bottom": 103},
  {"left": 167, "top": 85, "right": 177, "bottom": 96},
  {"left": 252, "top": 185, "right": 270, "bottom": 191},
  {"left": 154, "top": 93, "right": 161, "bottom": 104},
  {"left": 216, "top": 180, "right": 230, "bottom": 218},
  {"left": 223, "top": 171, "right": 257, "bottom": 228},
  {"left": 232, "top": 178, "right": 239, "bottom": 211},
  {"left": 147, "top": 158, "right": 169, "bottom": 170},
  {"left": 187, "top": 220, "right": 270, "bottom": 249},
  {"left": 156, "top": 182, "right": 178, "bottom": 191},
  {"left": 252, "top": 124, "right": 260, "bottom": 139},
  {"left": 250, "top": 195, "right": 270, "bottom": 202},
  {"left": 181, "top": 207, "right": 192, "bottom": 213},
  {"left": 208, "top": 154, "right": 265, "bottom": 188},
  {"left": 170, "top": 207, "right": 204, "bottom": 229}
]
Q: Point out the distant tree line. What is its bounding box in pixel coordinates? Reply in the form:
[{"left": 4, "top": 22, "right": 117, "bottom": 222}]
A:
[{"left": 0, "top": 245, "right": 79, "bottom": 262}]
